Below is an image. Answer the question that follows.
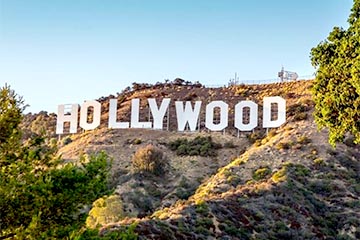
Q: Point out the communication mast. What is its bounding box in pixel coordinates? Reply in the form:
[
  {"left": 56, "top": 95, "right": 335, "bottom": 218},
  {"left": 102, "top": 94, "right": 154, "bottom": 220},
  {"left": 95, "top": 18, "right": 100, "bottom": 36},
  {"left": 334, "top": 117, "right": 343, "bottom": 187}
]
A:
[{"left": 228, "top": 72, "right": 240, "bottom": 86}]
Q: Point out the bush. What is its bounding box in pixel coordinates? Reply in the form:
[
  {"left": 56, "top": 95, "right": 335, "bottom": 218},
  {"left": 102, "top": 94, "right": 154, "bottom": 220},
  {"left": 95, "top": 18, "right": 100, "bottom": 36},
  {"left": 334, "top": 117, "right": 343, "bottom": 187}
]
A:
[
  {"left": 308, "top": 180, "right": 332, "bottom": 196},
  {"left": 126, "top": 138, "right": 142, "bottom": 145},
  {"left": 175, "top": 187, "right": 192, "bottom": 200},
  {"left": 195, "top": 200, "right": 209, "bottom": 214},
  {"left": 49, "top": 137, "right": 58, "bottom": 148},
  {"left": 276, "top": 142, "right": 291, "bottom": 150},
  {"left": 271, "top": 167, "right": 287, "bottom": 183},
  {"left": 247, "top": 132, "right": 264, "bottom": 144},
  {"left": 253, "top": 167, "right": 271, "bottom": 181},
  {"left": 297, "top": 135, "right": 311, "bottom": 144},
  {"left": 62, "top": 136, "right": 72, "bottom": 145},
  {"left": 126, "top": 190, "right": 153, "bottom": 217},
  {"left": 287, "top": 102, "right": 310, "bottom": 122},
  {"left": 314, "top": 158, "right": 325, "bottom": 166},
  {"left": 175, "top": 176, "right": 194, "bottom": 199},
  {"left": 287, "top": 103, "right": 310, "bottom": 116},
  {"left": 133, "top": 138, "right": 142, "bottom": 145},
  {"left": 86, "top": 195, "right": 124, "bottom": 229},
  {"left": 294, "top": 112, "right": 308, "bottom": 121},
  {"left": 132, "top": 145, "right": 165, "bottom": 175},
  {"left": 167, "top": 136, "right": 221, "bottom": 157},
  {"left": 72, "top": 223, "right": 138, "bottom": 239}
]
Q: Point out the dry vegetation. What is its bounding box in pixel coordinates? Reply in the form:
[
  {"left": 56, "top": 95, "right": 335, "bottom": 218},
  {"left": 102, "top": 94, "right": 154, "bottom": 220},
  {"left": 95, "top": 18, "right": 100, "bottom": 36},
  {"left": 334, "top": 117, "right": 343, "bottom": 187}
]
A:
[{"left": 22, "top": 80, "right": 360, "bottom": 239}]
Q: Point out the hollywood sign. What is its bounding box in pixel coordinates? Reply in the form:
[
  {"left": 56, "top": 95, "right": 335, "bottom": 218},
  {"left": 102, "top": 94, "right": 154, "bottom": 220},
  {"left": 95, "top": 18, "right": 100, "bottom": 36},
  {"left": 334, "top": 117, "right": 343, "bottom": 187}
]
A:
[{"left": 56, "top": 97, "right": 286, "bottom": 134}]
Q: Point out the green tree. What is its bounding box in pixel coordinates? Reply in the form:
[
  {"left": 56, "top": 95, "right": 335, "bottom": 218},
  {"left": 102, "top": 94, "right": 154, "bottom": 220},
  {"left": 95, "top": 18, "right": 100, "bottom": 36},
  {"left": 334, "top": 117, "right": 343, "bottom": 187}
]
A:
[
  {"left": 0, "top": 85, "right": 112, "bottom": 239},
  {"left": 311, "top": 0, "right": 360, "bottom": 146},
  {"left": 0, "top": 84, "right": 26, "bottom": 164}
]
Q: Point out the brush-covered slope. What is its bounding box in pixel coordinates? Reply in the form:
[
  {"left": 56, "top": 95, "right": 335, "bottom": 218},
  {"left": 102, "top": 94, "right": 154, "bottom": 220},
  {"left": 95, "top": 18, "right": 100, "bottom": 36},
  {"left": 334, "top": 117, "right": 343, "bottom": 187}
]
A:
[
  {"left": 22, "top": 80, "right": 360, "bottom": 239},
  {"left": 101, "top": 114, "right": 360, "bottom": 239}
]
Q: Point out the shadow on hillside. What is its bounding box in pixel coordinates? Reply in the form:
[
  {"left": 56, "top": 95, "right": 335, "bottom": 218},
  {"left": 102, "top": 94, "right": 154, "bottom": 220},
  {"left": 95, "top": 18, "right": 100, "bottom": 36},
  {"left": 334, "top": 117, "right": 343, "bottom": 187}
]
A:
[{"left": 101, "top": 150, "right": 360, "bottom": 240}]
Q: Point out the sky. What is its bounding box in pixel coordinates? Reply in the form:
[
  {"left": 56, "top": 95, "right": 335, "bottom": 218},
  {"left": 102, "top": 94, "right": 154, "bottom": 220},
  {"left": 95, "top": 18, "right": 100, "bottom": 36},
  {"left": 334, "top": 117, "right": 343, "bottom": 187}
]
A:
[{"left": 0, "top": 0, "right": 354, "bottom": 113}]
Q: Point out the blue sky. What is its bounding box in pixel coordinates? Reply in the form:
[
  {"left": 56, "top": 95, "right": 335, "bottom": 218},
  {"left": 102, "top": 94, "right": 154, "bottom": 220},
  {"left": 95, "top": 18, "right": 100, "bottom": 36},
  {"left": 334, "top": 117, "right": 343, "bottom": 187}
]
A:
[{"left": 0, "top": 0, "right": 353, "bottom": 113}]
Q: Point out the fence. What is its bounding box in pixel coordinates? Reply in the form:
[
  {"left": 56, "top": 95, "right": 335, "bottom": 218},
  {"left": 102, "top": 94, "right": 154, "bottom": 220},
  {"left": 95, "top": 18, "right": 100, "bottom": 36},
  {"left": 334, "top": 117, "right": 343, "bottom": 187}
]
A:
[{"left": 205, "top": 75, "right": 313, "bottom": 88}]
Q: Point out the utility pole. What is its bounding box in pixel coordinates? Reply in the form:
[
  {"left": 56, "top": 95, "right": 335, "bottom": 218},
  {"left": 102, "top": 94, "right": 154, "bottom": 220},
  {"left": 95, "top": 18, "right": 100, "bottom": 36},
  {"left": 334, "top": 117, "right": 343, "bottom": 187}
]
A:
[{"left": 278, "top": 66, "right": 285, "bottom": 82}]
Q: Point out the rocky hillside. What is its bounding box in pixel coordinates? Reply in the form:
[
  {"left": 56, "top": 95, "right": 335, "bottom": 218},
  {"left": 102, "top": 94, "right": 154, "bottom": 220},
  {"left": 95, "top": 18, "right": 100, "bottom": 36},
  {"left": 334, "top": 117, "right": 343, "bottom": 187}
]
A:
[
  {"left": 102, "top": 113, "right": 360, "bottom": 239},
  {"left": 22, "top": 80, "right": 360, "bottom": 239}
]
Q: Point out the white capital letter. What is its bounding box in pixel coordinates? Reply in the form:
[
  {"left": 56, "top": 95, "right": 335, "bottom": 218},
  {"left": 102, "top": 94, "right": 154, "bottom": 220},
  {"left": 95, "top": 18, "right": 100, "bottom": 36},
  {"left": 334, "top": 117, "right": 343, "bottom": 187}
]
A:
[
  {"left": 148, "top": 98, "right": 170, "bottom": 130},
  {"left": 56, "top": 104, "right": 79, "bottom": 134},
  {"left": 234, "top": 101, "right": 258, "bottom": 131},
  {"left": 205, "top": 101, "right": 228, "bottom": 131},
  {"left": 80, "top": 100, "right": 101, "bottom": 131},
  {"left": 131, "top": 99, "right": 152, "bottom": 128},
  {"left": 175, "top": 101, "right": 201, "bottom": 131},
  {"left": 263, "top": 96, "right": 286, "bottom": 128},
  {"left": 108, "top": 99, "right": 130, "bottom": 129}
]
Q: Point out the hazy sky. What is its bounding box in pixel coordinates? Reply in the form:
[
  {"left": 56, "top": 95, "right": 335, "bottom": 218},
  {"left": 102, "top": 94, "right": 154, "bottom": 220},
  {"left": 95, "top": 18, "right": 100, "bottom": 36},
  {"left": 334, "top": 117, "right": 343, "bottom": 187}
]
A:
[{"left": 0, "top": 0, "right": 353, "bottom": 113}]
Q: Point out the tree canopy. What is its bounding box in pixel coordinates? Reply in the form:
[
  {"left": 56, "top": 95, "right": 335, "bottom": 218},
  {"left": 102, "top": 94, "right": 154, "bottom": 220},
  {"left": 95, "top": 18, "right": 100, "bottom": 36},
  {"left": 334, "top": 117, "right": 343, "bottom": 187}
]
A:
[
  {"left": 0, "top": 84, "right": 26, "bottom": 163},
  {"left": 0, "top": 85, "right": 135, "bottom": 239},
  {"left": 311, "top": 0, "right": 360, "bottom": 146}
]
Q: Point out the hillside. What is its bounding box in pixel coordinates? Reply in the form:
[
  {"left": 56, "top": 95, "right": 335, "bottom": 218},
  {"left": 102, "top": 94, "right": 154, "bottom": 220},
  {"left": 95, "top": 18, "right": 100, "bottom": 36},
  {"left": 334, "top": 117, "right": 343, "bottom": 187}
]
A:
[{"left": 22, "top": 80, "right": 360, "bottom": 239}]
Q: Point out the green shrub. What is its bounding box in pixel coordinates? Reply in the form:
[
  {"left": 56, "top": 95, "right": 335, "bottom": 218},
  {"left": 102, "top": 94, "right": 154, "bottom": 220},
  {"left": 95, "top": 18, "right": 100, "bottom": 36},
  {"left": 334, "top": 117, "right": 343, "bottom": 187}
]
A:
[
  {"left": 73, "top": 223, "right": 138, "bottom": 239},
  {"left": 132, "top": 145, "right": 165, "bottom": 175},
  {"left": 86, "top": 195, "right": 124, "bottom": 229},
  {"left": 254, "top": 139, "right": 262, "bottom": 147},
  {"left": 175, "top": 188, "right": 192, "bottom": 200},
  {"left": 276, "top": 142, "right": 291, "bottom": 150},
  {"left": 195, "top": 200, "right": 209, "bottom": 214},
  {"left": 351, "top": 184, "right": 360, "bottom": 194},
  {"left": 267, "top": 129, "right": 277, "bottom": 138},
  {"left": 195, "top": 226, "right": 211, "bottom": 236},
  {"left": 271, "top": 167, "right": 287, "bottom": 183},
  {"left": 175, "top": 176, "right": 194, "bottom": 199},
  {"left": 176, "top": 144, "right": 189, "bottom": 155},
  {"left": 62, "top": 136, "right": 72, "bottom": 145},
  {"left": 126, "top": 190, "right": 153, "bottom": 216},
  {"left": 49, "top": 137, "right": 58, "bottom": 148},
  {"left": 308, "top": 180, "right": 332, "bottom": 196},
  {"left": 294, "top": 112, "right": 308, "bottom": 121},
  {"left": 195, "top": 217, "right": 213, "bottom": 229},
  {"left": 292, "top": 164, "right": 311, "bottom": 177},
  {"left": 314, "top": 158, "right": 325, "bottom": 166},
  {"left": 227, "top": 175, "right": 241, "bottom": 186},
  {"left": 133, "top": 138, "right": 142, "bottom": 145},
  {"left": 247, "top": 132, "right": 264, "bottom": 144},
  {"left": 168, "top": 136, "right": 221, "bottom": 157},
  {"left": 297, "top": 135, "right": 311, "bottom": 144},
  {"left": 253, "top": 166, "right": 271, "bottom": 181},
  {"left": 144, "top": 183, "right": 162, "bottom": 197},
  {"left": 126, "top": 138, "right": 142, "bottom": 145},
  {"left": 179, "top": 176, "right": 191, "bottom": 189},
  {"left": 287, "top": 103, "right": 310, "bottom": 116}
]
